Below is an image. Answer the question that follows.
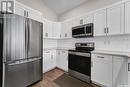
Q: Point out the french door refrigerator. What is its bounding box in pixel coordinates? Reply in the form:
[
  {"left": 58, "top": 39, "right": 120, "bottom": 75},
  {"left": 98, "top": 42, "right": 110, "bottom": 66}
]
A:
[{"left": 0, "top": 14, "right": 43, "bottom": 87}]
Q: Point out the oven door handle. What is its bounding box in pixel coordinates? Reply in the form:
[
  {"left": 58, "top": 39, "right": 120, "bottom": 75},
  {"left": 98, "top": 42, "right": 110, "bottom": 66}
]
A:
[{"left": 69, "top": 51, "right": 91, "bottom": 57}]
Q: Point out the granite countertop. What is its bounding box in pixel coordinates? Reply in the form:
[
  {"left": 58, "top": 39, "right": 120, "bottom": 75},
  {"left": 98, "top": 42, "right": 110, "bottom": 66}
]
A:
[{"left": 92, "top": 50, "right": 130, "bottom": 58}]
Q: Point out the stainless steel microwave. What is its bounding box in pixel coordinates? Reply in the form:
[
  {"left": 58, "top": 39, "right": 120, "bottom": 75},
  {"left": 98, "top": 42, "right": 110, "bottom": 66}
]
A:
[{"left": 72, "top": 23, "right": 93, "bottom": 38}]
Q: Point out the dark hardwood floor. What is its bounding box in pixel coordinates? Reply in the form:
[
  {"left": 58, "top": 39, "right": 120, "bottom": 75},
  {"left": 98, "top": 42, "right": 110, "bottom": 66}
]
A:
[{"left": 31, "top": 68, "right": 100, "bottom": 87}]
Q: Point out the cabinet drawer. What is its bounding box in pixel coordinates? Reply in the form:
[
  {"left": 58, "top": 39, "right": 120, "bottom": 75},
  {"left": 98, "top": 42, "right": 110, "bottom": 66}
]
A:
[{"left": 92, "top": 54, "right": 112, "bottom": 61}]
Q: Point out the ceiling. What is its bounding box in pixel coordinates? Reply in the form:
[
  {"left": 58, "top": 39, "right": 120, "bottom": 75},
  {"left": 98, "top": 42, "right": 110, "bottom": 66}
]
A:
[{"left": 42, "top": 0, "right": 88, "bottom": 15}]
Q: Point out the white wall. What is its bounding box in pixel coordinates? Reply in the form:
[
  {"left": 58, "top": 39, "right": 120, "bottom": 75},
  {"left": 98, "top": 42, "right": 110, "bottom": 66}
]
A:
[
  {"left": 59, "top": 0, "right": 122, "bottom": 21},
  {"left": 16, "top": 0, "right": 58, "bottom": 21}
]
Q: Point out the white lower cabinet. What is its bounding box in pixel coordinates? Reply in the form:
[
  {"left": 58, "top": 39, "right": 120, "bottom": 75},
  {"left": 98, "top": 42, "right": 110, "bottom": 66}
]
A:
[
  {"left": 43, "top": 50, "right": 56, "bottom": 73},
  {"left": 91, "top": 54, "right": 113, "bottom": 87},
  {"left": 92, "top": 54, "right": 128, "bottom": 87},
  {"left": 56, "top": 50, "right": 68, "bottom": 72}
]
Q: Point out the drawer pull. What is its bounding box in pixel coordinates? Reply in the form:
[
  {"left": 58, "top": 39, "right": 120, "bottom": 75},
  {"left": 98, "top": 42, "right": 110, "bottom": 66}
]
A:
[{"left": 97, "top": 56, "right": 104, "bottom": 58}]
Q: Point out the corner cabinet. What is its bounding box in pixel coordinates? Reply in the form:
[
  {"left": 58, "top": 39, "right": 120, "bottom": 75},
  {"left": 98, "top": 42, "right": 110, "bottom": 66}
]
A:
[
  {"left": 56, "top": 50, "right": 68, "bottom": 72},
  {"left": 43, "top": 50, "right": 56, "bottom": 73},
  {"left": 91, "top": 53, "right": 128, "bottom": 87}
]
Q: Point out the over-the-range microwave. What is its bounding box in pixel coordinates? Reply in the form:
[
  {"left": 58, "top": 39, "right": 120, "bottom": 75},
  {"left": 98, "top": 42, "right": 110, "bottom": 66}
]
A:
[{"left": 72, "top": 23, "right": 93, "bottom": 38}]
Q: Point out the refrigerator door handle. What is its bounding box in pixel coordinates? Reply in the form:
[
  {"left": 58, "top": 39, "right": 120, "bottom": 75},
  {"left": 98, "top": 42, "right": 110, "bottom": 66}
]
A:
[
  {"left": 25, "top": 19, "right": 28, "bottom": 57},
  {"left": 27, "top": 19, "right": 30, "bottom": 56}
]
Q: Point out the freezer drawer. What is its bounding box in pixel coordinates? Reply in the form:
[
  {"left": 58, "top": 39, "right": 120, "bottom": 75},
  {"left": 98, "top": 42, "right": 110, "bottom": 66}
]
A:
[{"left": 4, "top": 58, "right": 42, "bottom": 87}]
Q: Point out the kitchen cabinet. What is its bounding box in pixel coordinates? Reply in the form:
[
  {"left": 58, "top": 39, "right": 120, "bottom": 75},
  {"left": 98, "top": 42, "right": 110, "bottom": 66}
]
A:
[
  {"left": 125, "top": 1, "right": 130, "bottom": 34},
  {"left": 43, "top": 20, "right": 61, "bottom": 39},
  {"left": 92, "top": 53, "right": 128, "bottom": 87},
  {"left": 94, "top": 9, "right": 107, "bottom": 36},
  {"left": 43, "top": 19, "right": 53, "bottom": 38},
  {"left": 61, "top": 20, "right": 72, "bottom": 39},
  {"left": 15, "top": 1, "right": 42, "bottom": 22},
  {"left": 91, "top": 54, "right": 113, "bottom": 87},
  {"left": 107, "top": 4, "right": 124, "bottom": 35},
  {"left": 83, "top": 13, "right": 94, "bottom": 24},
  {"left": 52, "top": 22, "right": 61, "bottom": 38},
  {"left": 56, "top": 50, "right": 68, "bottom": 71},
  {"left": 94, "top": 3, "right": 124, "bottom": 36},
  {"left": 113, "top": 56, "right": 128, "bottom": 87},
  {"left": 72, "top": 14, "right": 94, "bottom": 27},
  {"left": 43, "top": 50, "right": 56, "bottom": 73}
]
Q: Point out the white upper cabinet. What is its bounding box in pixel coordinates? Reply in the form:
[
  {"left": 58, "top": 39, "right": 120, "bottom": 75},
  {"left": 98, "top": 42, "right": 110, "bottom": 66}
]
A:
[
  {"left": 83, "top": 13, "right": 94, "bottom": 24},
  {"left": 107, "top": 3, "right": 124, "bottom": 35},
  {"left": 125, "top": 1, "right": 130, "bottom": 34},
  {"left": 94, "top": 9, "right": 107, "bottom": 36},
  {"left": 61, "top": 20, "right": 72, "bottom": 39},
  {"left": 94, "top": 3, "right": 124, "bottom": 36},
  {"left": 27, "top": 8, "right": 42, "bottom": 22},
  {"left": 43, "top": 19, "right": 53, "bottom": 38},
  {"left": 43, "top": 19, "right": 62, "bottom": 39},
  {"left": 52, "top": 22, "right": 61, "bottom": 38},
  {"left": 15, "top": 1, "right": 42, "bottom": 22},
  {"left": 72, "top": 14, "right": 94, "bottom": 27},
  {"left": 14, "top": 2, "right": 26, "bottom": 17}
]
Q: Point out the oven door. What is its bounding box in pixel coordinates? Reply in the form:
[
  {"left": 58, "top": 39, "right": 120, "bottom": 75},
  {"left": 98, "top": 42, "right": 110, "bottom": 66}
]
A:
[{"left": 68, "top": 51, "right": 91, "bottom": 77}]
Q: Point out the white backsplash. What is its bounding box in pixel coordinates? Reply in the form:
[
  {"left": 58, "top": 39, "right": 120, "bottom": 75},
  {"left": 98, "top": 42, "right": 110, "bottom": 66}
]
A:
[
  {"left": 43, "top": 39, "right": 58, "bottom": 49},
  {"left": 57, "top": 35, "right": 130, "bottom": 52}
]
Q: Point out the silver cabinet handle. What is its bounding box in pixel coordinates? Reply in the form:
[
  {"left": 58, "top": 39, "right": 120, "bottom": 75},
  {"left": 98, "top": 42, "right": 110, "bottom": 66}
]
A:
[
  {"left": 45, "top": 33, "right": 48, "bottom": 37},
  {"left": 97, "top": 56, "right": 104, "bottom": 58},
  {"left": 107, "top": 27, "right": 109, "bottom": 33},
  {"left": 104, "top": 28, "right": 107, "bottom": 33},
  {"left": 51, "top": 55, "right": 52, "bottom": 59},
  {"left": 24, "top": 10, "right": 26, "bottom": 17},
  {"left": 65, "top": 33, "right": 67, "bottom": 37},
  {"left": 80, "top": 19, "right": 83, "bottom": 24}
]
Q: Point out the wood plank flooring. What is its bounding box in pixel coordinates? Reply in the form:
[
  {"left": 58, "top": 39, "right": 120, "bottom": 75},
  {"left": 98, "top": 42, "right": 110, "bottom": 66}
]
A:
[{"left": 30, "top": 68, "right": 100, "bottom": 87}]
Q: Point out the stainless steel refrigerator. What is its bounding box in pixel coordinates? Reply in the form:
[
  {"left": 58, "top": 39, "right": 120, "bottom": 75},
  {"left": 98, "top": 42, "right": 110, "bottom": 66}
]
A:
[{"left": 0, "top": 14, "right": 43, "bottom": 87}]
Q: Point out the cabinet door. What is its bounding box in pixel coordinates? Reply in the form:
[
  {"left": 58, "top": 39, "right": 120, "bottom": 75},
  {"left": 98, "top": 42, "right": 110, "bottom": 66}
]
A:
[
  {"left": 94, "top": 9, "right": 107, "bottom": 36},
  {"left": 83, "top": 14, "right": 94, "bottom": 24},
  {"left": 43, "top": 51, "right": 51, "bottom": 73},
  {"left": 60, "top": 22, "right": 66, "bottom": 38},
  {"left": 65, "top": 21, "right": 72, "bottom": 38},
  {"left": 61, "top": 50, "right": 68, "bottom": 71},
  {"left": 43, "top": 20, "right": 53, "bottom": 38},
  {"left": 91, "top": 54, "right": 112, "bottom": 87},
  {"left": 113, "top": 56, "right": 128, "bottom": 87},
  {"left": 56, "top": 50, "right": 62, "bottom": 68},
  {"left": 52, "top": 22, "right": 61, "bottom": 39},
  {"left": 50, "top": 50, "right": 56, "bottom": 68},
  {"left": 107, "top": 4, "right": 124, "bottom": 35},
  {"left": 27, "top": 8, "right": 42, "bottom": 22},
  {"left": 125, "top": 1, "right": 130, "bottom": 34},
  {"left": 14, "top": 2, "right": 25, "bottom": 16}
]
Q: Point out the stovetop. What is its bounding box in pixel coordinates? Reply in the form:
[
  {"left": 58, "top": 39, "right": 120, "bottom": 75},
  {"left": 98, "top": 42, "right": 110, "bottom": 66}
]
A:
[{"left": 69, "top": 43, "right": 95, "bottom": 53}]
